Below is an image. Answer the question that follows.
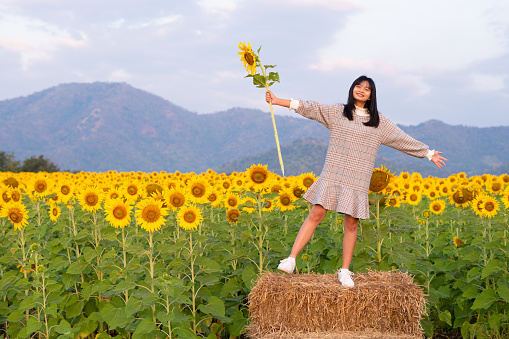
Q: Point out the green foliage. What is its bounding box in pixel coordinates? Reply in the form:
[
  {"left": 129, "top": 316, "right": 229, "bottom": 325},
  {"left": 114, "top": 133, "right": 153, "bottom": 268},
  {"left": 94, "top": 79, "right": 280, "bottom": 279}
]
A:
[
  {"left": 1, "top": 190, "right": 509, "bottom": 338},
  {"left": 0, "top": 151, "right": 61, "bottom": 173}
]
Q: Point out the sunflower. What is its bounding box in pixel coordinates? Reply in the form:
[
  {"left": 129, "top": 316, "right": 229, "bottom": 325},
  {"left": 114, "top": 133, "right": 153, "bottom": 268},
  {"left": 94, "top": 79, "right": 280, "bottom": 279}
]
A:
[
  {"left": 262, "top": 199, "right": 276, "bottom": 212},
  {"left": 369, "top": 165, "right": 392, "bottom": 193},
  {"left": 122, "top": 182, "right": 141, "bottom": 202},
  {"left": 399, "top": 172, "right": 410, "bottom": 181},
  {"left": 275, "top": 190, "right": 295, "bottom": 211},
  {"left": 188, "top": 178, "right": 211, "bottom": 204},
  {"left": 1, "top": 188, "right": 11, "bottom": 203},
  {"left": 219, "top": 179, "right": 232, "bottom": 192},
  {"left": 224, "top": 193, "right": 241, "bottom": 209},
  {"left": 290, "top": 182, "right": 306, "bottom": 200},
  {"left": 135, "top": 197, "right": 168, "bottom": 233},
  {"left": 78, "top": 186, "right": 104, "bottom": 213},
  {"left": 164, "top": 187, "right": 189, "bottom": 211},
  {"left": 0, "top": 201, "right": 29, "bottom": 230},
  {"left": 449, "top": 187, "right": 473, "bottom": 207},
  {"left": 471, "top": 194, "right": 486, "bottom": 216},
  {"left": 246, "top": 164, "right": 271, "bottom": 189},
  {"left": 104, "top": 198, "right": 133, "bottom": 229},
  {"left": 453, "top": 236, "right": 464, "bottom": 247},
  {"left": 429, "top": 200, "right": 446, "bottom": 215},
  {"left": 299, "top": 172, "right": 317, "bottom": 189},
  {"left": 56, "top": 180, "right": 75, "bottom": 204},
  {"left": 501, "top": 191, "right": 509, "bottom": 210},
  {"left": 422, "top": 210, "right": 431, "bottom": 219},
  {"left": 238, "top": 42, "right": 257, "bottom": 75},
  {"left": 145, "top": 183, "right": 163, "bottom": 198},
  {"left": 226, "top": 208, "right": 241, "bottom": 224},
  {"left": 385, "top": 196, "right": 401, "bottom": 208},
  {"left": 31, "top": 177, "right": 53, "bottom": 197},
  {"left": 207, "top": 189, "right": 224, "bottom": 208},
  {"left": 486, "top": 179, "right": 503, "bottom": 195},
  {"left": 3, "top": 177, "right": 19, "bottom": 188},
  {"left": 177, "top": 204, "right": 203, "bottom": 231},
  {"left": 9, "top": 188, "right": 21, "bottom": 202},
  {"left": 481, "top": 196, "right": 500, "bottom": 218},
  {"left": 241, "top": 196, "right": 256, "bottom": 214},
  {"left": 407, "top": 192, "right": 422, "bottom": 206},
  {"left": 48, "top": 204, "right": 61, "bottom": 222}
]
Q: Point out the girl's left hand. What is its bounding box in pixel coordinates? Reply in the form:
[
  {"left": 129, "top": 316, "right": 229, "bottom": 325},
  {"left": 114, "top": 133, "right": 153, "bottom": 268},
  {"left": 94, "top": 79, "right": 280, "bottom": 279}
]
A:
[{"left": 431, "top": 151, "right": 447, "bottom": 168}]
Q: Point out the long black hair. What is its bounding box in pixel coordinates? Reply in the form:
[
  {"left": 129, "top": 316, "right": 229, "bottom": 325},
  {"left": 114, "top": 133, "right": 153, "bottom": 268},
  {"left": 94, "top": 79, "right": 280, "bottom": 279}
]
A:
[{"left": 343, "top": 75, "right": 379, "bottom": 127}]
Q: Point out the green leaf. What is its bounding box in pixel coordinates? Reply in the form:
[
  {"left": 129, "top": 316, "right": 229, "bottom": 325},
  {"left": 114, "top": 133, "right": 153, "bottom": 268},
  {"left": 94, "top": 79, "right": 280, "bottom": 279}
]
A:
[
  {"left": 132, "top": 318, "right": 157, "bottom": 338},
  {"left": 25, "top": 317, "right": 42, "bottom": 334},
  {"left": 100, "top": 303, "right": 130, "bottom": 329},
  {"left": 125, "top": 296, "right": 144, "bottom": 315},
  {"left": 438, "top": 310, "right": 452, "bottom": 326},
  {"left": 481, "top": 259, "right": 500, "bottom": 279},
  {"left": 55, "top": 319, "right": 72, "bottom": 334},
  {"left": 220, "top": 278, "right": 241, "bottom": 298},
  {"left": 471, "top": 288, "right": 498, "bottom": 310},
  {"left": 497, "top": 284, "right": 509, "bottom": 303},
  {"left": 197, "top": 258, "right": 222, "bottom": 273},
  {"left": 242, "top": 267, "right": 257, "bottom": 290},
  {"left": 66, "top": 260, "right": 88, "bottom": 274},
  {"left": 227, "top": 310, "right": 247, "bottom": 337},
  {"left": 65, "top": 295, "right": 84, "bottom": 318},
  {"left": 114, "top": 281, "right": 137, "bottom": 293},
  {"left": 264, "top": 64, "right": 276, "bottom": 69},
  {"left": 461, "top": 285, "right": 479, "bottom": 299},
  {"left": 489, "top": 313, "right": 504, "bottom": 332},
  {"left": 198, "top": 296, "right": 225, "bottom": 318},
  {"left": 466, "top": 267, "right": 481, "bottom": 282},
  {"left": 173, "top": 327, "right": 200, "bottom": 339}
]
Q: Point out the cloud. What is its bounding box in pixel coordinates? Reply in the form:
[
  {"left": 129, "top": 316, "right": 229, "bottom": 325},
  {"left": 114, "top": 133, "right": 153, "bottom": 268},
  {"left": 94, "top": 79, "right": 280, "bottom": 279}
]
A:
[{"left": 0, "top": 13, "right": 86, "bottom": 70}]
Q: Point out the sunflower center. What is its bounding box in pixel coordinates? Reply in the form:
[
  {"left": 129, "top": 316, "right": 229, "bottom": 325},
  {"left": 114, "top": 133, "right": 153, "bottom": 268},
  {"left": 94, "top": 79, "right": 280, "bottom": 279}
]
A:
[
  {"left": 492, "top": 183, "right": 502, "bottom": 192},
  {"left": 293, "top": 188, "right": 304, "bottom": 198},
  {"left": 244, "top": 52, "right": 254, "bottom": 65},
  {"left": 127, "top": 185, "right": 138, "bottom": 195},
  {"left": 85, "top": 193, "right": 99, "bottom": 206},
  {"left": 142, "top": 205, "right": 161, "bottom": 223},
  {"left": 113, "top": 206, "right": 127, "bottom": 219},
  {"left": 208, "top": 193, "right": 217, "bottom": 202},
  {"left": 432, "top": 204, "right": 441, "bottom": 212},
  {"left": 251, "top": 171, "right": 266, "bottom": 184},
  {"left": 170, "top": 193, "right": 185, "bottom": 208},
  {"left": 280, "top": 195, "right": 291, "bottom": 206},
  {"left": 111, "top": 192, "right": 119, "bottom": 199},
  {"left": 410, "top": 194, "right": 418, "bottom": 201},
  {"left": 222, "top": 182, "right": 230, "bottom": 189},
  {"left": 303, "top": 178, "right": 314, "bottom": 188},
  {"left": 35, "top": 180, "right": 47, "bottom": 193},
  {"left": 184, "top": 211, "right": 197, "bottom": 223},
  {"left": 61, "top": 185, "right": 71, "bottom": 195},
  {"left": 227, "top": 198, "right": 237, "bottom": 207},
  {"left": 9, "top": 209, "right": 22, "bottom": 223},
  {"left": 389, "top": 198, "right": 397, "bottom": 206},
  {"left": 11, "top": 192, "right": 20, "bottom": 202},
  {"left": 191, "top": 184, "right": 205, "bottom": 198},
  {"left": 52, "top": 208, "right": 59, "bottom": 217},
  {"left": 484, "top": 202, "right": 495, "bottom": 212},
  {"left": 2, "top": 192, "right": 11, "bottom": 203}
]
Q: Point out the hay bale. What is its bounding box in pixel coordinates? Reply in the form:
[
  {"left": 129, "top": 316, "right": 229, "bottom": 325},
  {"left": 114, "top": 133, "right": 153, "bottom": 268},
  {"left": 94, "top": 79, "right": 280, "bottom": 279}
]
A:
[{"left": 247, "top": 271, "right": 425, "bottom": 339}]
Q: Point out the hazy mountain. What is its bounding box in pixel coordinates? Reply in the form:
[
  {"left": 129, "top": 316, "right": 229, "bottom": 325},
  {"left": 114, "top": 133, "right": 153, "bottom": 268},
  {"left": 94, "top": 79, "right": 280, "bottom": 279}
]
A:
[{"left": 0, "top": 82, "right": 507, "bottom": 177}]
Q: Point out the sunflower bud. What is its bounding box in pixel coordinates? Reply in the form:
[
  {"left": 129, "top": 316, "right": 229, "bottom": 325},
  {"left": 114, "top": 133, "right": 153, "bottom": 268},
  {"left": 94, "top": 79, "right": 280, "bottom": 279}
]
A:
[
  {"left": 36, "top": 265, "right": 45, "bottom": 273},
  {"left": 30, "top": 244, "right": 39, "bottom": 252}
]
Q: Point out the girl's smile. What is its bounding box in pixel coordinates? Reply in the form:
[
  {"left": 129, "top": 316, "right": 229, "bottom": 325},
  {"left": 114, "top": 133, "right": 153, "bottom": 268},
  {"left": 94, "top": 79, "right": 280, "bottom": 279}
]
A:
[{"left": 353, "top": 81, "right": 371, "bottom": 107}]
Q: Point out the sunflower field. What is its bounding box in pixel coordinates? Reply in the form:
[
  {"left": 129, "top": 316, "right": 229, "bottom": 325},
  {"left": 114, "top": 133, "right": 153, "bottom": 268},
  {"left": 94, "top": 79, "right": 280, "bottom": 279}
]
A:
[{"left": 0, "top": 165, "right": 509, "bottom": 338}]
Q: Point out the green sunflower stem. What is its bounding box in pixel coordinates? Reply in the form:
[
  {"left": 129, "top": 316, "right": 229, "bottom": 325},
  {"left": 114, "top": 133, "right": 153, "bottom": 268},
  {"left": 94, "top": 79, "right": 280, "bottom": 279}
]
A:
[{"left": 259, "top": 60, "right": 284, "bottom": 176}]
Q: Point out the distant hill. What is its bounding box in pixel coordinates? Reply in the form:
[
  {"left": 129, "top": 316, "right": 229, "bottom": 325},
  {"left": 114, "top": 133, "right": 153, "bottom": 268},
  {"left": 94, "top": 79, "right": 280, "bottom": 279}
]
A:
[{"left": 0, "top": 82, "right": 508, "bottom": 176}]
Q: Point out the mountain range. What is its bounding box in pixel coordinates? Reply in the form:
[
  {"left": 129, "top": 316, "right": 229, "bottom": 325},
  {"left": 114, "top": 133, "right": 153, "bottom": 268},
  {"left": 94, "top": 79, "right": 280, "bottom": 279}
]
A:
[{"left": 0, "top": 82, "right": 508, "bottom": 177}]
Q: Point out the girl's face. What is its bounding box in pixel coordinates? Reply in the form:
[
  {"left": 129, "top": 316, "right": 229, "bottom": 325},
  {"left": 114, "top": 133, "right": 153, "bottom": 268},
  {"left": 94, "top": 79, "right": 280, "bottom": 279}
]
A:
[{"left": 352, "top": 81, "right": 371, "bottom": 106}]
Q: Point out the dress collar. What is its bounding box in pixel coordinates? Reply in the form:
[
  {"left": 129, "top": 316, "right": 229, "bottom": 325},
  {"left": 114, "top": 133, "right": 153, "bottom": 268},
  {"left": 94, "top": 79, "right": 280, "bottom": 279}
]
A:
[{"left": 354, "top": 105, "right": 369, "bottom": 117}]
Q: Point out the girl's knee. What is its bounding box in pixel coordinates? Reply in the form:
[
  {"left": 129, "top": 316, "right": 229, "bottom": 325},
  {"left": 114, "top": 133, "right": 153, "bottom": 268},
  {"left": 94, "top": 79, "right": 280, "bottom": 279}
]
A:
[
  {"left": 344, "top": 215, "right": 359, "bottom": 232},
  {"left": 309, "top": 205, "right": 327, "bottom": 222}
]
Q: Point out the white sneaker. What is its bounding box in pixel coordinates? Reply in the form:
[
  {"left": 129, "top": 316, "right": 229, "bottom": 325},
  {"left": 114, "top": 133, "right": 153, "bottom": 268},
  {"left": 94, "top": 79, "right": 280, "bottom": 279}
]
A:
[
  {"left": 338, "top": 269, "right": 355, "bottom": 287},
  {"left": 278, "top": 257, "right": 296, "bottom": 273}
]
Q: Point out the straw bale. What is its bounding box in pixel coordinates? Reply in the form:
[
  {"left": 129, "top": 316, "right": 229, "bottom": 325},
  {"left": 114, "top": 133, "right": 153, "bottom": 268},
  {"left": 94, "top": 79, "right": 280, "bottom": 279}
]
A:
[{"left": 247, "top": 271, "right": 425, "bottom": 339}]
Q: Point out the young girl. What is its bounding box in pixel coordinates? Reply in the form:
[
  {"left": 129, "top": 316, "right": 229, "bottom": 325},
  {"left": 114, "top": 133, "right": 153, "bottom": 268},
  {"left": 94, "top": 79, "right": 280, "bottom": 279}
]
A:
[{"left": 265, "top": 75, "right": 447, "bottom": 287}]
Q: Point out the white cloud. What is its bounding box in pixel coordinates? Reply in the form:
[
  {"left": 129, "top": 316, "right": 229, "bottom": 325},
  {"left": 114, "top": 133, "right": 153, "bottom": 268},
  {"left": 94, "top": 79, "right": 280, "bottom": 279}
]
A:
[
  {"left": 468, "top": 74, "right": 505, "bottom": 92},
  {"left": 314, "top": 1, "right": 507, "bottom": 72},
  {"left": 128, "top": 15, "right": 182, "bottom": 29},
  {"left": 108, "top": 69, "right": 132, "bottom": 82},
  {"left": 0, "top": 13, "right": 86, "bottom": 70}
]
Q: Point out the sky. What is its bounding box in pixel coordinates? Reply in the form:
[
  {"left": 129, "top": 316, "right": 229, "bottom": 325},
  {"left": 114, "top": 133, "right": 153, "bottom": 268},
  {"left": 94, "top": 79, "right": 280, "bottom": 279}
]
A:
[{"left": 0, "top": 0, "right": 508, "bottom": 127}]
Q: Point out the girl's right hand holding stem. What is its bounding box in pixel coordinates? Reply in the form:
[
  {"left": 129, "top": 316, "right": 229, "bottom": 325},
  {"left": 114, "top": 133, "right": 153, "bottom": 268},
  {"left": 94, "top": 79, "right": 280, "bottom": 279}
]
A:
[{"left": 266, "top": 90, "right": 291, "bottom": 108}]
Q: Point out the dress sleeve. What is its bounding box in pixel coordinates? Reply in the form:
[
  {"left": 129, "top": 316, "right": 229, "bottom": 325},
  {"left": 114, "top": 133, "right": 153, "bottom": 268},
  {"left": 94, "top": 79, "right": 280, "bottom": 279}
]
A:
[
  {"left": 380, "top": 114, "right": 430, "bottom": 158},
  {"left": 294, "top": 100, "right": 338, "bottom": 129}
]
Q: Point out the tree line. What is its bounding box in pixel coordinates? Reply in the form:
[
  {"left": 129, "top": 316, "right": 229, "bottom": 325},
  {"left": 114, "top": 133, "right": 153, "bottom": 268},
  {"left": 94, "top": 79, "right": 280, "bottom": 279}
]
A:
[{"left": 0, "top": 151, "right": 61, "bottom": 173}]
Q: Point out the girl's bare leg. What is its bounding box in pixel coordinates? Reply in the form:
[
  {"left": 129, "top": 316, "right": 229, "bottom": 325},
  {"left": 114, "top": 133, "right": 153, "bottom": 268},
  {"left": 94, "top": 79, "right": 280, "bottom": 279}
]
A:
[
  {"left": 289, "top": 204, "right": 327, "bottom": 258},
  {"left": 342, "top": 214, "right": 359, "bottom": 269}
]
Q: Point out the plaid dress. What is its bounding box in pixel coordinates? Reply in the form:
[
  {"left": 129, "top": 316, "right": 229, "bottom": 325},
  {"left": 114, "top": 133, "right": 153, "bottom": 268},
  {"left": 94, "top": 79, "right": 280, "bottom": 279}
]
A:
[{"left": 295, "top": 100, "right": 430, "bottom": 219}]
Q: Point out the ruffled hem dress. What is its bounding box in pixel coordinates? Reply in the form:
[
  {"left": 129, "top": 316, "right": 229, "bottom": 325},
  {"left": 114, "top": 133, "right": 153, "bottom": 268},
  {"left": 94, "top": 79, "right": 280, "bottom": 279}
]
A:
[{"left": 294, "top": 100, "right": 430, "bottom": 220}]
